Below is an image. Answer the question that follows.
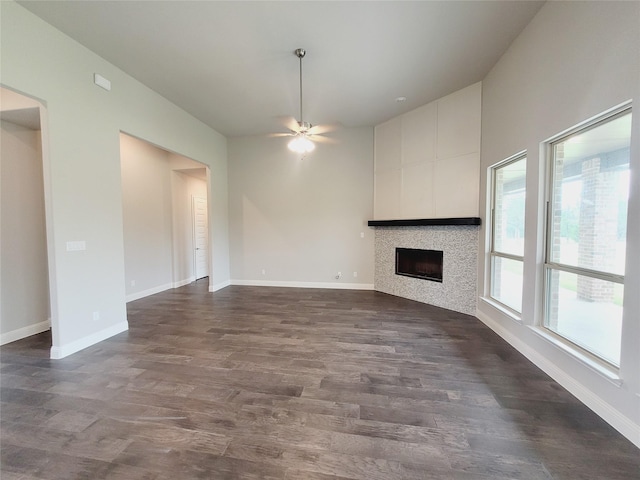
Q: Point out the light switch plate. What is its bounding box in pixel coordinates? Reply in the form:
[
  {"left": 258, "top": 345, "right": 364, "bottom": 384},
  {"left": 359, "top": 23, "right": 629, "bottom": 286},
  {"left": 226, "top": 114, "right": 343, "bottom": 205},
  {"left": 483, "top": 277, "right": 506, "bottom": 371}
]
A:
[{"left": 66, "top": 240, "right": 86, "bottom": 251}]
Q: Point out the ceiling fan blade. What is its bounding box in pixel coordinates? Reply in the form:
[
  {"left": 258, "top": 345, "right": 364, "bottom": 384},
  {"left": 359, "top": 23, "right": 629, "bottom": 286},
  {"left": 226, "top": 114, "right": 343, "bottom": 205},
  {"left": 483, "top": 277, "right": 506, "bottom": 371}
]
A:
[
  {"left": 275, "top": 116, "right": 302, "bottom": 133},
  {"left": 310, "top": 134, "right": 337, "bottom": 145},
  {"left": 307, "top": 123, "right": 340, "bottom": 135},
  {"left": 267, "top": 132, "right": 294, "bottom": 138}
]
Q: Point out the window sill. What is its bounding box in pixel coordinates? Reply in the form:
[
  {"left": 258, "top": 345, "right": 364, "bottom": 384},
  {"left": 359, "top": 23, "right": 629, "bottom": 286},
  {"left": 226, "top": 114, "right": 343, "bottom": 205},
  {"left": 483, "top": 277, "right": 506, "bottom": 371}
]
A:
[
  {"left": 528, "top": 326, "right": 622, "bottom": 386},
  {"left": 480, "top": 296, "right": 522, "bottom": 323}
]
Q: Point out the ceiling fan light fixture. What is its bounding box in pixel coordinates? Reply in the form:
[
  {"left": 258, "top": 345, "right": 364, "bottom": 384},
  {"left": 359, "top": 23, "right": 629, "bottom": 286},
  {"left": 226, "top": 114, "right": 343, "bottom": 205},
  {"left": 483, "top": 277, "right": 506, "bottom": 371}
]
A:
[
  {"left": 275, "top": 47, "right": 332, "bottom": 153},
  {"left": 288, "top": 134, "right": 315, "bottom": 153}
]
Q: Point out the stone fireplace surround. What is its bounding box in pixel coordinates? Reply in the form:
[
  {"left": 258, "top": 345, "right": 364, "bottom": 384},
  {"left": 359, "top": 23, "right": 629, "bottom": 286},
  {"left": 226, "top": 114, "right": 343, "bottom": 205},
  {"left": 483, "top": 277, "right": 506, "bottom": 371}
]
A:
[{"left": 369, "top": 218, "right": 480, "bottom": 316}]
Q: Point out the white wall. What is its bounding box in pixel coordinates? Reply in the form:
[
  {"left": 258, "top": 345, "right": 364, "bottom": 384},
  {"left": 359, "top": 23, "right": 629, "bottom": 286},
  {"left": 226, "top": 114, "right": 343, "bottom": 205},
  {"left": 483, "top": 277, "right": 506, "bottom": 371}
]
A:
[
  {"left": 374, "top": 82, "right": 481, "bottom": 219},
  {"left": 121, "top": 134, "right": 208, "bottom": 301},
  {"left": 1, "top": 1, "right": 229, "bottom": 358},
  {"left": 0, "top": 120, "right": 50, "bottom": 343},
  {"left": 228, "top": 128, "right": 374, "bottom": 288},
  {"left": 120, "top": 134, "right": 173, "bottom": 299},
  {"left": 478, "top": 1, "right": 640, "bottom": 446}
]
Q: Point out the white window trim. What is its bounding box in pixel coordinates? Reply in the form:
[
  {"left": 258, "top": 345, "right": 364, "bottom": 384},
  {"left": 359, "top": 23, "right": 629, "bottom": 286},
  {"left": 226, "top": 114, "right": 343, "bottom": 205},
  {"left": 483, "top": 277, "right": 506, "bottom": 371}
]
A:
[
  {"left": 488, "top": 151, "right": 527, "bottom": 315},
  {"left": 528, "top": 326, "right": 622, "bottom": 385},
  {"left": 541, "top": 104, "right": 632, "bottom": 369}
]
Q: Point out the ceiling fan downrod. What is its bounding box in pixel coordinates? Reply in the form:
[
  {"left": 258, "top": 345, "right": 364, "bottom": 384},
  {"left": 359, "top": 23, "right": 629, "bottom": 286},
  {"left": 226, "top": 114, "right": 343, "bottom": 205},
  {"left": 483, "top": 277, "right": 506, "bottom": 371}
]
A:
[
  {"left": 288, "top": 48, "right": 315, "bottom": 154},
  {"left": 295, "top": 48, "right": 308, "bottom": 131}
]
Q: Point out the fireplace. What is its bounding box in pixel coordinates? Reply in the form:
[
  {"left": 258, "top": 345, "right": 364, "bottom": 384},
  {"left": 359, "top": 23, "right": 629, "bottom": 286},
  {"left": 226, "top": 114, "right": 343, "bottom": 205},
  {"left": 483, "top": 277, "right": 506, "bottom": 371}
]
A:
[
  {"left": 395, "top": 248, "right": 443, "bottom": 283},
  {"left": 372, "top": 223, "right": 478, "bottom": 315}
]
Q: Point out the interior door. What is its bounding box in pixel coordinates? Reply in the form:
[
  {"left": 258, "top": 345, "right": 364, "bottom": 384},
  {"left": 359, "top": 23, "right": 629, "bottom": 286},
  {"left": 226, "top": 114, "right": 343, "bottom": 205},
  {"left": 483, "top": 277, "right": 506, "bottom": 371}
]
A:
[{"left": 192, "top": 195, "right": 209, "bottom": 280}]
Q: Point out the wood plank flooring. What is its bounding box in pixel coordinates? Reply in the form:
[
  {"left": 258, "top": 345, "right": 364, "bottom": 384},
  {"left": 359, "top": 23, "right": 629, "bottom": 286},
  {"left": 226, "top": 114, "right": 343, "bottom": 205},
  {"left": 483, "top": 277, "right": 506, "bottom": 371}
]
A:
[{"left": 2, "top": 282, "right": 639, "bottom": 479}]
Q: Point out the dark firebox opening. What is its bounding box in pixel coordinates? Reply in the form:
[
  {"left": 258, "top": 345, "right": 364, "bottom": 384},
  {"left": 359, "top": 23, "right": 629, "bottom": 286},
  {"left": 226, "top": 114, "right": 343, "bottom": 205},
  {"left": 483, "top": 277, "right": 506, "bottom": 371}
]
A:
[{"left": 395, "top": 248, "right": 443, "bottom": 283}]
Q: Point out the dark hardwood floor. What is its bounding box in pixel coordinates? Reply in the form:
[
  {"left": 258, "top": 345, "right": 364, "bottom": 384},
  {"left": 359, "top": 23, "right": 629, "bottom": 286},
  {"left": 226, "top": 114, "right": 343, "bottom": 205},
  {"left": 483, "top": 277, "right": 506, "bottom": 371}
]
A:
[{"left": 1, "top": 282, "right": 638, "bottom": 479}]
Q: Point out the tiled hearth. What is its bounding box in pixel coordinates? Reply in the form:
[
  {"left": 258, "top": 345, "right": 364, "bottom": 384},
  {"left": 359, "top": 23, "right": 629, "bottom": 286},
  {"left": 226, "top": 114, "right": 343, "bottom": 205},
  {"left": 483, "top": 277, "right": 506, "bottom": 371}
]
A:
[{"left": 373, "top": 225, "right": 479, "bottom": 315}]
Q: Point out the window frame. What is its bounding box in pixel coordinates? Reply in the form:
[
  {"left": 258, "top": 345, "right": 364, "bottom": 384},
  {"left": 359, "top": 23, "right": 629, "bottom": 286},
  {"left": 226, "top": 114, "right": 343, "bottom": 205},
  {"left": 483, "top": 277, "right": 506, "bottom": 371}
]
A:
[
  {"left": 542, "top": 105, "right": 631, "bottom": 367},
  {"left": 488, "top": 151, "right": 527, "bottom": 315}
]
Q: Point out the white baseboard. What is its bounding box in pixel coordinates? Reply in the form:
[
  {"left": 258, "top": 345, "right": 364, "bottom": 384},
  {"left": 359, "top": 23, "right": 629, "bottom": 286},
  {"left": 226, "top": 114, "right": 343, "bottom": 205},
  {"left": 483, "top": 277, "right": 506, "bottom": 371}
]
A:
[
  {"left": 127, "top": 278, "right": 200, "bottom": 302},
  {"left": 230, "top": 279, "right": 375, "bottom": 290},
  {"left": 50, "top": 321, "right": 128, "bottom": 359},
  {"left": 0, "top": 319, "right": 51, "bottom": 346},
  {"left": 209, "top": 279, "right": 231, "bottom": 292},
  {"left": 173, "top": 276, "right": 195, "bottom": 288},
  {"left": 126, "top": 283, "right": 173, "bottom": 303},
  {"left": 475, "top": 309, "right": 640, "bottom": 448}
]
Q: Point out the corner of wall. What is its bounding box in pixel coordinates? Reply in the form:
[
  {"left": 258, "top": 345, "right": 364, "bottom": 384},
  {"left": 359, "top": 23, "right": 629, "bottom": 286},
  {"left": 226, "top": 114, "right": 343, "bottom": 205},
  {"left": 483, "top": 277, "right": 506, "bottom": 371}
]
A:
[{"left": 50, "top": 321, "right": 128, "bottom": 359}]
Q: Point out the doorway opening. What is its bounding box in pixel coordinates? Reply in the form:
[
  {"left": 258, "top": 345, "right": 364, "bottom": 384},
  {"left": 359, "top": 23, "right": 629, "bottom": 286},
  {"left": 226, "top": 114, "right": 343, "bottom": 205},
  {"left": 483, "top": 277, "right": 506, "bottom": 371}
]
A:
[
  {"left": 0, "top": 87, "right": 54, "bottom": 347},
  {"left": 192, "top": 195, "right": 209, "bottom": 280},
  {"left": 120, "top": 133, "right": 210, "bottom": 302}
]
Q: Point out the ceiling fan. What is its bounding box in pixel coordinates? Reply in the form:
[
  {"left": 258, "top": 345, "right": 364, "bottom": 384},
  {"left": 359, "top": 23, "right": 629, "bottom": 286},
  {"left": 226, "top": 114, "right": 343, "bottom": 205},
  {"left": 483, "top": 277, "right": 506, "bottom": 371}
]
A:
[{"left": 272, "top": 48, "right": 336, "bottom": 154}]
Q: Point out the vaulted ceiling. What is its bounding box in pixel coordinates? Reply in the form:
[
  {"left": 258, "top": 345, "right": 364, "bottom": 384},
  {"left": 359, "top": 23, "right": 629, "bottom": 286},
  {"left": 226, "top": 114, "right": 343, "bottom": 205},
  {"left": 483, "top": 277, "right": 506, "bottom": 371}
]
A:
[{"left": 18, "top": 1, "right": 544, "bottom": 138}]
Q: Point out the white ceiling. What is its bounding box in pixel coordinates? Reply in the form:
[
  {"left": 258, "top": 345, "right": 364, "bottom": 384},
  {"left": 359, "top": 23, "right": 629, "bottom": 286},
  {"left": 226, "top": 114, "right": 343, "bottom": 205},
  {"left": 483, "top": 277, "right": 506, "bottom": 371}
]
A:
[{"left": 18, "top": 1, "right": 544, "bottom": 138}]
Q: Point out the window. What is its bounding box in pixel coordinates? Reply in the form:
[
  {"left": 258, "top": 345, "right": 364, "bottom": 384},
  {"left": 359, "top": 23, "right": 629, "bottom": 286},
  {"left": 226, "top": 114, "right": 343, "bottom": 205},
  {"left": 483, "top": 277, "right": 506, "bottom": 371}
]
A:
[
  {"left": 490, "top": 153, "right": 527, "bottom": 313},
  {"left": 544, "top": 107, "right": 631, "bottom": 366}
]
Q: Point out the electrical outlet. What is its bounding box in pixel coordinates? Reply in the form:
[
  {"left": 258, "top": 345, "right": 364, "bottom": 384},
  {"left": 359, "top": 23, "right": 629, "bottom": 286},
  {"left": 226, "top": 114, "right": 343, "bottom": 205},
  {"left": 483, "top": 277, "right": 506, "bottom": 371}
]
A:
[
  {"left": 353, "top": 271, "right": 358, "bottom": 278},
  {"left": 92, "top": 311, "right": 100, "bottom": 322},
  {"left": 261, "top": 269, "right": 266, "bottom": 276},
  {"left": 335, "top": 272, "right": 342, "bottom": 280},
  {"left": 130, "top": 280, "right": 136, "bottom": 287}
]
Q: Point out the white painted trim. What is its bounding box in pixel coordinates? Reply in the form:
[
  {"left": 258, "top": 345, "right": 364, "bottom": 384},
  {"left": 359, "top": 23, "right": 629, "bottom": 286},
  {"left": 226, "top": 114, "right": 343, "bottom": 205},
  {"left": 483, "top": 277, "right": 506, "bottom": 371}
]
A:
[
  {"left": 126, "top": 283, "right": 173, "bottom": 303},
  {"left": 50, "top": 321, "right": 128, "bottom": 359},
  {"left": 527, "top": 326, "right": 621, "bottom": 385},
  {"left": 475, "top": 309, "right": 640, "bottom": 448},
  {"left": 209, "top": 279, "right": 231, "bottom": 292},
  {"left": 479, "top": 296, "right": 522, "bottom": 323},
  {"left": 231, "top": 280, "right": 375, "bottom": 291},
  {"left": 173, "top": 276, "right": 195, "bottom": 289},
  {"left": 127, "top": 278, "right": 198, "bottom": 302},
  {"left": 0, "top": 319, "right": 51, "bottom": 346}
]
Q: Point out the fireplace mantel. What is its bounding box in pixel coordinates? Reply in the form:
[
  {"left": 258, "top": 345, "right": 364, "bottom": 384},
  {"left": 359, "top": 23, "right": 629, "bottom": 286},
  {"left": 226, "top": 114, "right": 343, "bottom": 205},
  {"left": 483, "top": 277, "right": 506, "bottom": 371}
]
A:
[{"left": 367, "top": 217, "right": 481, "bottom": 227}]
